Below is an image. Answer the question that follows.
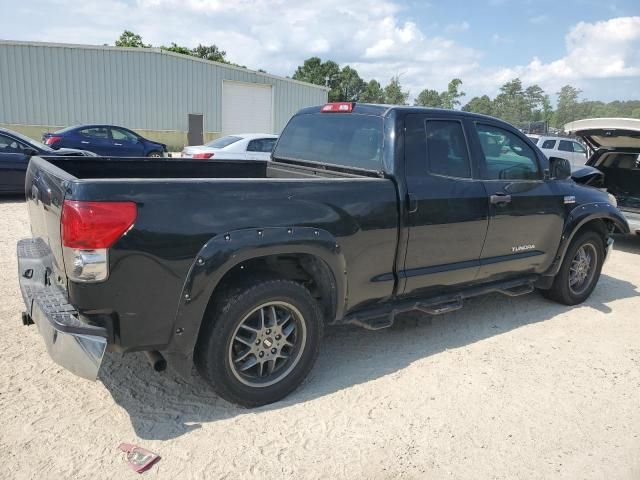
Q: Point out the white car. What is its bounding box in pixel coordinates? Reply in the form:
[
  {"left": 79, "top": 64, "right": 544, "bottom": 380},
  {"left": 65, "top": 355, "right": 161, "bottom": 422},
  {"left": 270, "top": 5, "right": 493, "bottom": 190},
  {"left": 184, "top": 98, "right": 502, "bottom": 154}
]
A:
[
  {"left": 181, "top": 133, "right": 278, "bottom": 160},
  {"left": 527, "top": 135, "right": 587, "bottom": 167}
]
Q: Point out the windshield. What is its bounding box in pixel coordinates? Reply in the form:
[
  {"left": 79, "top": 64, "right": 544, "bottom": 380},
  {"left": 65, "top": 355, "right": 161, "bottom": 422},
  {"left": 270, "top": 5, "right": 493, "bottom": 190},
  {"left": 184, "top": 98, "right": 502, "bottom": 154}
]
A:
[
  {"left": 205, "top": 136, "right": 242, "bottom": 149},
  {"left": 6, "top": 130, "right": 53, "bottom": 152},
  {"left": 274, "top": 113, "right": 384, "bottom": 171}
]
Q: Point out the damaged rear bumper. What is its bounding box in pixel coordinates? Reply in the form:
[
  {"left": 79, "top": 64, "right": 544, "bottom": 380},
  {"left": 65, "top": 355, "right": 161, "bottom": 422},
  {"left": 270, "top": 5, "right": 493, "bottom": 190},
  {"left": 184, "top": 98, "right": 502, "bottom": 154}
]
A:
[{"left": 17, "top": 238, "right": 107, "bottom": 380}]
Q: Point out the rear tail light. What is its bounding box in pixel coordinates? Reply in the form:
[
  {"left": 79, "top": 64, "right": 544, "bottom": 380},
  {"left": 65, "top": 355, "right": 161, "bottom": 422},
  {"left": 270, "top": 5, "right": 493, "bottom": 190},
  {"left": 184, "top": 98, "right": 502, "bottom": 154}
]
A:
[
  {"left": 321, "top": 102, "right": 354, "bottom": 113},
  {"left": 61, "top": 200, "right": 137, "bottom": 282},
  {"left": 192, "top": 152, "right": 214, "bottom": 159},
  {"left": 45, "top": 136, "right": 62, "bottom": 145}
]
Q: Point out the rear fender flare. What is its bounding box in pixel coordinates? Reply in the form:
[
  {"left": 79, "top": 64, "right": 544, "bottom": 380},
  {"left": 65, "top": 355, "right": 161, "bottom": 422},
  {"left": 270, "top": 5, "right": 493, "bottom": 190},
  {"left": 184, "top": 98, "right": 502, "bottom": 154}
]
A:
[
  {"left": 165, "top": 227, "right": 346, "bottom": 372},
  {"left": 546, "top": 202, "right": 629, "bottom": 277}
]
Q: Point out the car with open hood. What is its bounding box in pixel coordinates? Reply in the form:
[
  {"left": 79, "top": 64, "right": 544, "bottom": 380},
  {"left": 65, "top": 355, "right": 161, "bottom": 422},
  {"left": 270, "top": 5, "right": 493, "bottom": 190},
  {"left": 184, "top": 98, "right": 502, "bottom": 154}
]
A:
[{"left": 565, "top": 118, "right": 640, "bottom": 234}]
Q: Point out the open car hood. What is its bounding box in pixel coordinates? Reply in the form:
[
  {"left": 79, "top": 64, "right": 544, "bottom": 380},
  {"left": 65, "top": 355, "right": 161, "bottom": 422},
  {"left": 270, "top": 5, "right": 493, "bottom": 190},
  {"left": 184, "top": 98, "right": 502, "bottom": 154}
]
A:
[{"left": 564, "top": 118, "right": 640, "bottom": 151}]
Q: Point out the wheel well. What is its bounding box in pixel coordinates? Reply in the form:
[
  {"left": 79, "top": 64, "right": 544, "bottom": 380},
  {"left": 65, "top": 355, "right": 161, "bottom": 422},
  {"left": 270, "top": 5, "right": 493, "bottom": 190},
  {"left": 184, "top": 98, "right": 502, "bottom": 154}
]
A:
[
  {"left": 573, "top": 218, "right": 610, "bottom": 244},
  {"left": 208, "top": 254, "right": 337, "bottom": 323}
]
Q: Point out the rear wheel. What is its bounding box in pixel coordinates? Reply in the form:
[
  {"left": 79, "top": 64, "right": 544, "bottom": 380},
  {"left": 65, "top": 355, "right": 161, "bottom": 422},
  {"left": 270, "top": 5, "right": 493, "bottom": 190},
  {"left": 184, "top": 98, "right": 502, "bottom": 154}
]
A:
[
  {"left": 195, "top": 279, "right": 323, "bottom": 407},
  {"left": 147, "top": 151, "right": 162, "bottom": 158},
  {"left": 542, "top": 230, "right": 605, "bottom": 305}
]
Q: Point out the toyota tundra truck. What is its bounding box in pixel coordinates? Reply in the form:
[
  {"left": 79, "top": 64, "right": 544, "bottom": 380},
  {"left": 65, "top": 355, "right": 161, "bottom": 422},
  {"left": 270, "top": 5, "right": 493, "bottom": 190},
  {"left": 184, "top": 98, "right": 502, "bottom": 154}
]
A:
[{"left": 17, "top": 103, "right": 629, "bottom": 407}]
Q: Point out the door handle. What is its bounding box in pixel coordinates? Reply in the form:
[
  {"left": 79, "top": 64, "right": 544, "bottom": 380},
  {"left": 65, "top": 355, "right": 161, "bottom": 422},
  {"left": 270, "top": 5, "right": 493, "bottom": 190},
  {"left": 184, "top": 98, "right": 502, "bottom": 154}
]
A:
[
  {"left": 114, "top": 143, "right": 123, "bottom": 146},
  {"left": 408, "top": 193, "right": 418, "bottom": 213},
  {"left": 490, "top": 193, "right": 512, "bottom": 204},
  {"left": 81, "top": 141, "right": 90, "bottom": 144}
]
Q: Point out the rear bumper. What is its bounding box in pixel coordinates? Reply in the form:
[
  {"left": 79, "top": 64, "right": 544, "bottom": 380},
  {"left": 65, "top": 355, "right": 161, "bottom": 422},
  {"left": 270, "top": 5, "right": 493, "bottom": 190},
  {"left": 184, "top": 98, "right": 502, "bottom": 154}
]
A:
[{"left": 17, "top": 238, "right": 107, "bottom": 380}]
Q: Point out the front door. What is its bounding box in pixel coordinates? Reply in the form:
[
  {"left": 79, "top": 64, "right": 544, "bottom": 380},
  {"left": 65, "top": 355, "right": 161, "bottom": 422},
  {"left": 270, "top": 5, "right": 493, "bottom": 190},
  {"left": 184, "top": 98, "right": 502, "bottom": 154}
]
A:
[
  {"left": 470, "top": 121, "right": 564, "bottom": 281},
  {"left": 402, "top": 114, "right": 489, "bottom": 296},
  {"left": 110, "top": 128, "right": 144, "bottom": 156},
  {"left": 76, "top": 127, "right": 113, "bottom": 156}
]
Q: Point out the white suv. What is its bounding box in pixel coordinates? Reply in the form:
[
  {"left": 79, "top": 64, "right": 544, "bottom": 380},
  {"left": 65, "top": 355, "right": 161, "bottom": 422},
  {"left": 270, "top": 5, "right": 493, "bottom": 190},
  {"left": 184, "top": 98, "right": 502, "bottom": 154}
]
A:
[{"left": 527, "top": 135, "right": 587, "bottom": 167}]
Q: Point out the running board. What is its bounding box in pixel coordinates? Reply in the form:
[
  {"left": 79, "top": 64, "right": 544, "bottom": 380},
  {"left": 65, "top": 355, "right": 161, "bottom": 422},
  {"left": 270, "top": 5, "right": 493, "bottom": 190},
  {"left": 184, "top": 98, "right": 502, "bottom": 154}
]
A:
[{"left": 336, "top": 276, "right": 536, "bottom": 331}]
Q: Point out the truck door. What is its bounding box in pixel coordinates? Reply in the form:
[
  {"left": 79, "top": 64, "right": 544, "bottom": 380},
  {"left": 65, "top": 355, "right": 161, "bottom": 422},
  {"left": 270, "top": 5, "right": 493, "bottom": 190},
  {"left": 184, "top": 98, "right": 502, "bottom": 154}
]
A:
[
  {"left": 470, "top": 121, "right": 564, "bottom": 281},
  {"left": 402, "top": 114, "right": 489, "bottom": 296}
]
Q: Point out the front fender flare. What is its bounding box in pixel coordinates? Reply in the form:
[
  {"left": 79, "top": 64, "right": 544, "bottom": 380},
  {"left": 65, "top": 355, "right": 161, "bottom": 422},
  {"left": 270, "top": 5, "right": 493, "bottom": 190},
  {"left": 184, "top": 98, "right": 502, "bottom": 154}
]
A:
[
  {"left": 545, "top": 202, "right": 629, "bottom": 277},
  {"left": 165, "top": 227, "right": 347, "bottom": 374}
]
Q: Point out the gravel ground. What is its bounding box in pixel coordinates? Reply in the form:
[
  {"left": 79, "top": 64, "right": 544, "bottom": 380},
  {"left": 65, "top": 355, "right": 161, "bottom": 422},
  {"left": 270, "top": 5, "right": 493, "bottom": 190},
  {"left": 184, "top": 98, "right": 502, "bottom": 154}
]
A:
[{"left": 1, "top": 196, "right": 639, "bottom": 479}]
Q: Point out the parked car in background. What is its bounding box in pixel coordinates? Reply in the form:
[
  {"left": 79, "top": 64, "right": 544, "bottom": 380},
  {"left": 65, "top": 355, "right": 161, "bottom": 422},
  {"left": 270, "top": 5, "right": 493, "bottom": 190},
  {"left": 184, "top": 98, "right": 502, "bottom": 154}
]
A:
[
  {"left": 527, "top": 135, "right": 588, "bottom": 167},
  {"left": 42, "top": 125, "right": 167, "bottom": 157},
  {"left": 181, "top": 133, "right": 278, "bottom": 160},
  {"left": 565, "top": 118, "right": 640, "bottom": 235},
  {"left": 0, "top": 127, "right": 95, "bottom": 194}
]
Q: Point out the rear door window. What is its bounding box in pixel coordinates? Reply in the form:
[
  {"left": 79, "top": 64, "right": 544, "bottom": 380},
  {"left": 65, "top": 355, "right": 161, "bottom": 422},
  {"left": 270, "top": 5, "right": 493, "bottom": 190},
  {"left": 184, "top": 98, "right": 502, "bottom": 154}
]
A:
[
  {"left": 425, "top": 120, "right": 471, "bottom": 178},
  {"left": 558, "top": 140, "right": 573, "bottom": 152},
  {"left": 247, "top": 138, "right": 277, "bottom": 152},
  {"left": 274, "top": 113, "right": 383, "bottom": 170},
  {"left": 541, "top": 139, "right": 556, "bottom": 149},
  {"left": 80, "top": 127, "right": 109, "bottom": 139}
]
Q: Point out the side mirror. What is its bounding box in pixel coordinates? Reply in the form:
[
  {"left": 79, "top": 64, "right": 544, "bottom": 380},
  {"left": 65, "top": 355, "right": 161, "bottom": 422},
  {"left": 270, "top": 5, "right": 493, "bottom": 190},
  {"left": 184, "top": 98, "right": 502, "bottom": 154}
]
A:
[
  {"left": 550, "top": 157, "right": 571, "bottom": 180},
  {"left": 24, "top": 148, "right": 39, "bottom": 157}
]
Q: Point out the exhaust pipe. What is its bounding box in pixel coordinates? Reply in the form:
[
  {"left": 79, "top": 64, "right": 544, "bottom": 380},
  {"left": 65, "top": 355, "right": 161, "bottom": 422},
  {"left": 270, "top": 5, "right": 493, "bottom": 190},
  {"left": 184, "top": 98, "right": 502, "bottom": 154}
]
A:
[{"left": 144, "top": 350, "right": 167, "bottom": 372}]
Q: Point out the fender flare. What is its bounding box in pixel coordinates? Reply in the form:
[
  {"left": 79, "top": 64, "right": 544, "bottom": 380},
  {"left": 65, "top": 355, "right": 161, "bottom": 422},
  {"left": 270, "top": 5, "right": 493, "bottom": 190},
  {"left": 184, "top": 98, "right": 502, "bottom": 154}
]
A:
[
  {"left": 164, "top": 227, "right": 347, "bottom": 374},
  {"left": 545, "top": 202, "right": 629, "bottom": 277}
]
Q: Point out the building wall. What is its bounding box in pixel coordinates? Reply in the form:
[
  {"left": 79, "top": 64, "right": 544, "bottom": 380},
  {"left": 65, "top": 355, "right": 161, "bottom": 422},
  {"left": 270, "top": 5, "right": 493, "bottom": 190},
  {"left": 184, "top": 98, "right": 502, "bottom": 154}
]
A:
[{"left": 0, "top": 41, "right": 327, "bottom": 149}]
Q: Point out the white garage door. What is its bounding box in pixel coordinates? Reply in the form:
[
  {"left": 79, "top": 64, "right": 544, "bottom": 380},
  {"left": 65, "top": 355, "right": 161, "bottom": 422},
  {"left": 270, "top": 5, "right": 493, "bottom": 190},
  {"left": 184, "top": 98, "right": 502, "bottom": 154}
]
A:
[{"left": 222, "top": 81, "right": 273, "bottom": 134}]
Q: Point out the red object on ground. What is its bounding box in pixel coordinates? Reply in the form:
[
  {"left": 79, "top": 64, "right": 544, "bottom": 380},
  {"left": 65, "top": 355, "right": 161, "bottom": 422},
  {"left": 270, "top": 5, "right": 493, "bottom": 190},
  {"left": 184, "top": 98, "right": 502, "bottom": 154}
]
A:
[{"left": 118, "top": 443, "right": 161, "bottom": 473}]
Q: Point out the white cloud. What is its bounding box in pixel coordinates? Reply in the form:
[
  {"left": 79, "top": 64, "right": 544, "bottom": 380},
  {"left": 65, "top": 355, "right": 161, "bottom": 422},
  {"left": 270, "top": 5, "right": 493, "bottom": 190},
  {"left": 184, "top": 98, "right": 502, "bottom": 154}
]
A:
[
  {"left": 529, "top": 14, "right": 548, "bottom": 24},
  {"left": 4, "top": 2, "right": 640, "bottom": 102},
  {"left": 470, "top": 16, "right": 640, "bottom": 95}
]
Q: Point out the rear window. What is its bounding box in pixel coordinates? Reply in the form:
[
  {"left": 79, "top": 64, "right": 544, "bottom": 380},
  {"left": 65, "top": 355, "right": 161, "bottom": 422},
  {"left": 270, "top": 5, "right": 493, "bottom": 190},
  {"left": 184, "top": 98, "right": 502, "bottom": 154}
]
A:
[
  {"left": 206, "top": 136, "right": 242, "bottom": 149},
  {"left": 274, "top": 113, "right": 383, "bottom": 170}
]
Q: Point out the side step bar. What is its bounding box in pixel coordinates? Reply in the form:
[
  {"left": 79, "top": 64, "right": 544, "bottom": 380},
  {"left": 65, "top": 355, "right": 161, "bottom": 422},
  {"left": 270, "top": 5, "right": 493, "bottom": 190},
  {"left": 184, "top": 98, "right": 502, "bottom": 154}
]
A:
[{"left": 336, "top": 276, "right": 537, "bottom": 331}]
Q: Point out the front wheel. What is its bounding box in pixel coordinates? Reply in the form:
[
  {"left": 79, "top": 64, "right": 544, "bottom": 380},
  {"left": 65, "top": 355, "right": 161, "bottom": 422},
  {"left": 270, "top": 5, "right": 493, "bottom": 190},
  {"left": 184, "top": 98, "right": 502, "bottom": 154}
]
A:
[
  {"left": 542, "top": 230, "right": 605, "bottom": 305},
  {"left": 195, "top": 279, "right": 323, "bottom": 407}
]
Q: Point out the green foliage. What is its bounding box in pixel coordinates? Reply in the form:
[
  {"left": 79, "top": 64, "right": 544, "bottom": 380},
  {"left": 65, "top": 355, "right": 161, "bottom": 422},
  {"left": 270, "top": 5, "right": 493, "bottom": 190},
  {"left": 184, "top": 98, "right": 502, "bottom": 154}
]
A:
[
  {"left": 292, "top": 57, "right": 341, "bottom": 99},
  {"left": 192, "top": 44, "right": 228, "bottom": 63},
  {"left": 359, "top": 80, "right": 385, "bottom": 103},
  {"left": 414, "top": 89, "right": 442, "bottom": 108},
  {"left": 383, "top": 76, "right": 409, "bottom": 105},
  {"left": 115, "top": 30, "right": 150, "bottom": 48},
  {"left": 336, "top": 66, "right": 367, "bottom": 101},
  {"left": 441, "top": 78, "right": 465, "bottom": 109},
  {"left": 461, "top": 95, "right": 493, "bottom": 115},
  {"left": 552, "top": 85, "right": 582, "bottom": 127},
  {"left": 161, "top": 42, "right": 192, "bottom": 56}
]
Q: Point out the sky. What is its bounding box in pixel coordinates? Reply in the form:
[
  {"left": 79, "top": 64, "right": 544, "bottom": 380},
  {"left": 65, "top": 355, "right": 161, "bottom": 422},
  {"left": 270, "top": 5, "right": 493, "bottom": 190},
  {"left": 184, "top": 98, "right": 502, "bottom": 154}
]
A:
[{"left": 2, "top": 0, "right": 640, "bottom": 103}]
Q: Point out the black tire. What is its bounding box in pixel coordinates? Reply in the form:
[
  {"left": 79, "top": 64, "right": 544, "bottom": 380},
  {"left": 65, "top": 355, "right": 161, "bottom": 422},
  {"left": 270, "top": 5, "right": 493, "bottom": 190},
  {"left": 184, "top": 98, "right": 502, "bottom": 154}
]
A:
[
  {"left": 542, "top": 230, "right": 605, "bottom": 305},
  {"left": 195, "top": 279, "right": 323, "bottom": 407},
  {"left": 147, "top": 151, "right": 162, "bottom": 158}
]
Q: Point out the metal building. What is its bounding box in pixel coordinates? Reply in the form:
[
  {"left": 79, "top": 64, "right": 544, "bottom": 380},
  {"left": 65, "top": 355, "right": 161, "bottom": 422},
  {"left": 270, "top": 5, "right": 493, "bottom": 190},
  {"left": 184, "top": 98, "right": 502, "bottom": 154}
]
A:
[{"left": 0, "top": 40, "right": 328, "bottom": 149}]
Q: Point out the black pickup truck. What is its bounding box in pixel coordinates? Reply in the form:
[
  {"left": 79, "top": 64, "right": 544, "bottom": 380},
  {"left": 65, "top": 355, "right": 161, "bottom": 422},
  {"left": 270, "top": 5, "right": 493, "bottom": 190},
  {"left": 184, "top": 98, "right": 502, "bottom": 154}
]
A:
[{"left": 17, "top": 103, "right": 629, "bottom": 406}]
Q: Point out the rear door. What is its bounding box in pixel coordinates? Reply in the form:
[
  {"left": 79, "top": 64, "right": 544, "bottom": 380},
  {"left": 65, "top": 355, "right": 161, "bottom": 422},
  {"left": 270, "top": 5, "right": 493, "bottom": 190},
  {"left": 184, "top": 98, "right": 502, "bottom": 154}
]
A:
[
  {"left": 76, "top": 127, "right": 112, "bottom": 155},
  {"left": 0, "top": 133, "right": 30, "bottom": 193},
  {"left": 471, "top": 122, "right": 564, "bottom": 281},
  {"left": 402, "top": 114, "right": 489, "bottom": 295},
  {"left": 110, "top": 128, "right": 144, "bottom": 156},
  {"left": 246, "top": 137, "right": 277, "bottom": 160}
]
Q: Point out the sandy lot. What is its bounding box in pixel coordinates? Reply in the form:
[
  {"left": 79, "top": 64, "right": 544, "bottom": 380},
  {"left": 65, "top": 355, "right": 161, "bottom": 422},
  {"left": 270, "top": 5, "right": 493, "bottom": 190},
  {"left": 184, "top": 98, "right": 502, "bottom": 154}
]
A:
[{"left": 1, "top": 197, "right": 639, "bottom": 479}]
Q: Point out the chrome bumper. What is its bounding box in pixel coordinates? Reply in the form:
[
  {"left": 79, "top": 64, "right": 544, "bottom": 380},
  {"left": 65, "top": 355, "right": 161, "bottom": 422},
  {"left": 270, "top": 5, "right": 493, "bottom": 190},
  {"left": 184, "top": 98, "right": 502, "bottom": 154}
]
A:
[{"left": 17, "top": 238, "right": 107, "bottom": 380}]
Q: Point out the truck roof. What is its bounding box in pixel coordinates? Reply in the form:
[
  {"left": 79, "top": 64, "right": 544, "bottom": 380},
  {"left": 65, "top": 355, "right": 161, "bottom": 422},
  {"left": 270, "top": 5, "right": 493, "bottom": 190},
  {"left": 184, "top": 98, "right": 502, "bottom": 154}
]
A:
[{"left": 296, "top": 103, "right": 498, "bottom": 122}]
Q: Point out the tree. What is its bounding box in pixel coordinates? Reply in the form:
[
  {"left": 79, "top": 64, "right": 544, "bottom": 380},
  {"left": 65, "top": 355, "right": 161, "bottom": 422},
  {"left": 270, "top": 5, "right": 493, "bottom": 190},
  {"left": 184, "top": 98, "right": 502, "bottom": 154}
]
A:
[
  {"left": 161, "top": 42, "right": 192, "bottom": 56},
  {"left": 462, "top": 95, "right": 493, "bottom": 116},
  {"left": 192, "top": 44, "right": 228, "bottom": 63},
  {"left": 541, "top": 95, "right": 553, "bottom": 125},
  {"left": 383, "top": 76, "right": 409, "bottom": 105},
  {"left": 292, "top": 57, "right": 341, "bottom": 99},
  {"left": 524, "top": 84, "right": 545, "bottom": 121},
  {"left": 359, "top": 79, "right": 385, "bottom": 103},
  {"left": 414, "top": 89, "right": 442, "bottom": 108},
  {"left": 440, "top": 78, "right": 465, "bottom": 109},
  {"left": 336, "top": 66, "right": 366, "bottom": 101},
  {"left": 492, "top": 78, "right": 529, "bottom": 125},
  {"left": 115, "top": 30, "right": 149, "bottom": 48},
  {"left": 553, "top": 85, "right": 582, "bottom": 128}
]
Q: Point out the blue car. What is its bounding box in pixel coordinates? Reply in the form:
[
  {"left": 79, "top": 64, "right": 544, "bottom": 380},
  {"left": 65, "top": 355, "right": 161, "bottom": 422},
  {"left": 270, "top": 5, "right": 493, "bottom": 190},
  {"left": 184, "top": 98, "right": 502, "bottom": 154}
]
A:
[{"left": 42, "top": 125, "right": 167, "bottom": 157}]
